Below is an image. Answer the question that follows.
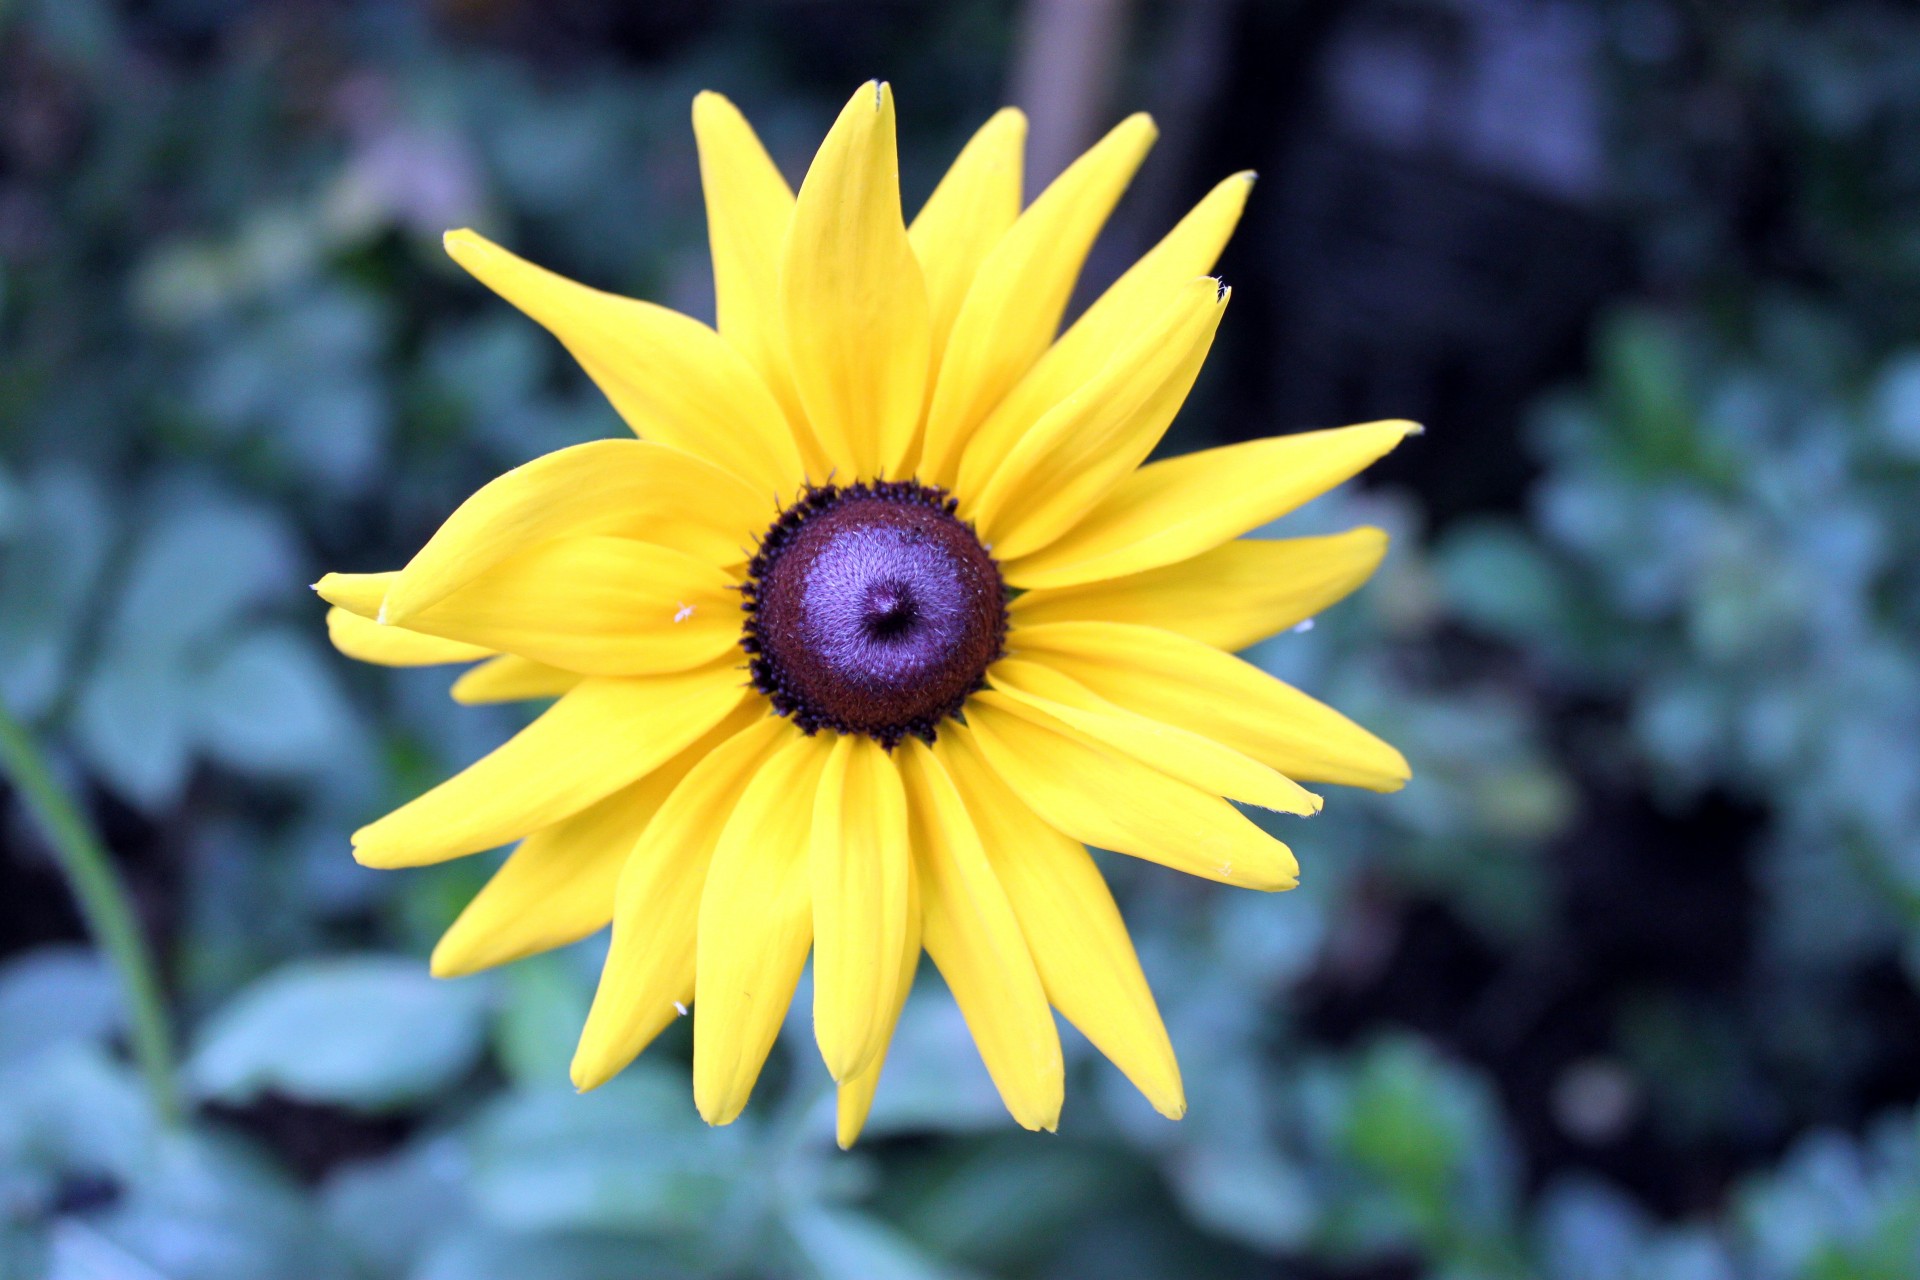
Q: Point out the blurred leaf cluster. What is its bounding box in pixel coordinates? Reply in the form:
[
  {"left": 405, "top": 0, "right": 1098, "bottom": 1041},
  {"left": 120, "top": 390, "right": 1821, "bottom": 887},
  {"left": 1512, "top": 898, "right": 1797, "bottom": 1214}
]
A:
[
  {"left": 4, "top": 2, "right": 1920, "bottom": 1278},
  {"left": 1443, "top": 301, "right": 1920, "bottom": 979}
]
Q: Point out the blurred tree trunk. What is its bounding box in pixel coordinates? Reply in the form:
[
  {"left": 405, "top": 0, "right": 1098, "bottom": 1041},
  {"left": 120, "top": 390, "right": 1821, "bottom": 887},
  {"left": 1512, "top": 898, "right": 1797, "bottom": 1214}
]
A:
[{"left": 1008, "top": 0, "right": 1133, "bottom": 189}]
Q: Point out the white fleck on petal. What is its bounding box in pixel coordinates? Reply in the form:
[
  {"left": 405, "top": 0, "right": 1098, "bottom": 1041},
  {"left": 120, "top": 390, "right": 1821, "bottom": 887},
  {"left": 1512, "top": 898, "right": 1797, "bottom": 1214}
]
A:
[
  {"left": 673, "top": 1001, "right": 689, "bottom": 1016},
  {"left": 673, "top": 602, "right": 695, "bottom": 623},
  {"left": 1292, "top": 617, "right": 1315, "bottom": 633}
]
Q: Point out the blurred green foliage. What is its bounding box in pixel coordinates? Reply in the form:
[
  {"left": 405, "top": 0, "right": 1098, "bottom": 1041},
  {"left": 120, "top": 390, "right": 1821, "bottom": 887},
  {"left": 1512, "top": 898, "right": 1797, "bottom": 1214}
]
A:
[{"left": 4, "top": 1, "right": 1920, "bottom": 1278}]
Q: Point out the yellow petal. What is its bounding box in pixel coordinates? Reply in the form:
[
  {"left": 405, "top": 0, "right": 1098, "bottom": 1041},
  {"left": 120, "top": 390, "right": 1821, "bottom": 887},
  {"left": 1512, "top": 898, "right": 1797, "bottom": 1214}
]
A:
[
  {"left": 692, "top": 732, "right": 833, "bottom": 1125},
  {"left": 810, "top": 735, "right": 912, "bottom": 1082},
  {"left": 444, "top": 229, "right": 803, "bottom": 498},
  {"left": 1011, "top": 620, "right": 1410, "bottom": 791},
  {"left": 833, "top": 867, "right": 922, "bottom": 1148},
  {"left": 1004, "top": 420, "right": 1420, "bottom": 589},
  {"left": 908, "top": 108, "right": 1025, "bottom": 382},
  {"left": 897, "top": 739, "right": 1063, "bottom": 1132},
  {"left": 780, "top": 81, "right": 930, "bottom": 479},
  {"left": 325, "top": 607, "right": 490, "bottom": 667},
  {"left": 965, "top": 696, "right": 1298, "bottom": 891},
  {"left": 381, "top": 439, "right": 766, "bottom": 624},
  {"left": 917, "top": 114, "right": 1158, "bottom": 486},
  {"left": 691, "top": 92, "right": 813, "bottom": 459},
  {"left": 572, "top": 714, "right": 793, "bottom": 1091},
  {"left": 389, "top": 537, "right": 740, "bottom": 676},
  {"left": 1008, "top": 529, "right": 1389, "bottom": 651},
  {"left": 964, "top": 277, "right": 1226, "bottom": 559},
  {"left": 961, "top": 172, "right": 1253, "bottom": 481},
  {"left": 986, "top": 658, "right": 1320, "bottom": 815},
  {"left": 313, "top": 571, "right": 391, "bottom": 617},
  {"left": 449, "top": 655, "right": 581, "bottom": 705},
  {"left": 352, "top": 664, "right": 748, "bottom": 869},
  {"left": 937, "top": 727, "right": 1183, "bottom": 1119},
  {"left": 429, "top": 704, "right": 759, "bottom": 978},
  {"left": 427, "top": 791, "right": 643, "bottom": 980}
]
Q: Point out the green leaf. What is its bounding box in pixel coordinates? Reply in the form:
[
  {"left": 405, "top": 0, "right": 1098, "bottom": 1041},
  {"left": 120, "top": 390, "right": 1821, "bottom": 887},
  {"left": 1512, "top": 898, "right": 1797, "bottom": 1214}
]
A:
[
  {"left": 0, "top": 947, "right": 121, "bottom": 1065},
  {"left": 192, "top": 629, "right": 352, "bottom": 777},
  {"left": 491, "top": 953, "right": 594, "bottom": 1089},
  {"left": 322, "top": 1137, "right": 469, "bottom": 1277},
  {"left": 1435, "top": 519, "right": 1577, "bottom": 644},
  {"left": 187, "top": 956, "right": 489, "bottom": 1111},
  {"left": 787, "top": 1206, "right": 967, "bottom": 1280},
  {"left": 468, "top": 1067, "right": 735, "bottom": 1236},
  {"left": 0, "top": 469, "right": 113, "bottom": 718}
]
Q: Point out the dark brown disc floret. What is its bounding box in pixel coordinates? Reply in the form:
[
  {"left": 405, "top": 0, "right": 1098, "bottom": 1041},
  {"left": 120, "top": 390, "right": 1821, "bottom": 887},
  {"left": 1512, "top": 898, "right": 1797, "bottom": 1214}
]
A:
[{"left": 742, "top": 480, "right": 1007, "bottom": 748}]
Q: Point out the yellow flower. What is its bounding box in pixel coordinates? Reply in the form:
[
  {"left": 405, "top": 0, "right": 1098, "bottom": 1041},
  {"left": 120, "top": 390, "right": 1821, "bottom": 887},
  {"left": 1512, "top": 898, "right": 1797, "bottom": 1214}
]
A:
[{"left": 319, "top": 82, "right": 1414, "bottom": 1144}]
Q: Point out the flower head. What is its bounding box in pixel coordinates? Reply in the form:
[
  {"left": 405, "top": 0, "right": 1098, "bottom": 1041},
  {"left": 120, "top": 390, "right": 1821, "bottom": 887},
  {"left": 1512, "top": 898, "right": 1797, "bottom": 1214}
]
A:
[{"left": 319, "top": 82, "right": 1414, "bottom": 1143}]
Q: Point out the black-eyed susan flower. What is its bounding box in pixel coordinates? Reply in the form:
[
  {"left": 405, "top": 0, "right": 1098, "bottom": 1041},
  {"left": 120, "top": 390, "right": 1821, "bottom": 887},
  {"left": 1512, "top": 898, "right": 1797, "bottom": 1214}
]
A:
[{"left": 319, "top": 82, "right": 1413, "bottom": 1144}]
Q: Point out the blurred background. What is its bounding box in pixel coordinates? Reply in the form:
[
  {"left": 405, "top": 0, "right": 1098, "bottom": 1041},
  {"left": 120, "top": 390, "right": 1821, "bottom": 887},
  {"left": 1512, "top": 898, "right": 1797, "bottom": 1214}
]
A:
[{"left": 3, "top": 0, "right": 1920, "bottom": 1276}]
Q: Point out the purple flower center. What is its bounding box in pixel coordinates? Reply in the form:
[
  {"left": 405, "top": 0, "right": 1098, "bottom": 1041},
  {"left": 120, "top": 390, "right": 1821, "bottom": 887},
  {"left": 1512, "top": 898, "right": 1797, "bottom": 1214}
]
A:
[{"left": 744, "top": 481, "right": 1006, "bottom": 747}]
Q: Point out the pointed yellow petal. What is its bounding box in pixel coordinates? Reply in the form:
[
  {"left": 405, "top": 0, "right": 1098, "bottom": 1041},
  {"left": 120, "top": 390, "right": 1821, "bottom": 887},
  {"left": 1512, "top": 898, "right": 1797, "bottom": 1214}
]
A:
[
  {"left": 692, "top": 732, "right": 832, "bottom": 1125},
  {"left": 691, "top": 92, "right": 815, "bottom": 463},
  {"left": 897, "top": 739, "right": 1062, "bottom": 1132},
  {"left": 572, "top": 714, "right": 792, "bottom": 1091},
  {"left": 810, "top": 735, "right": 912, "bottom": 1082},
  {"left": 381, "top": 439, "right": 765, "bottom": 623},
  {"left": 1004, "top": 420, "right": 1419, "bottom": 589},
  {"left": 430, "top": 705, "right": 758, "bottom": 978},
  {"left": 937, "top": 727, "right": 1183, "bottom": 1119},
  {"left": 389, "top": 537, "right": 739, "bottom": 676},
  {"left": 964, "top": 278, "right": 1226, "bottom": 559},
  {"left": 314, "top": 571, "right": 392, "bottom": 617},
  {"left": 326, "top": 607, "right": 491, "bottom": 667},
  {"left": 780, "top": 81, "right": 930, "bottom": 479},
  {"left": 961, "top": 172, "right": 1253, "bottom": 481},
  {"left": 352, "top": 664, "right": 749, "bottom": 869},
  {"left": 908, "top": 108, "right": 1025, "bottom": 380},
  {"left": 427, "top": 790, "right": 643, "bottom": 979},
  {"left": 449, "top": 655, "right": 581, "bottom": 705},
  {"left": 916, "top": 113, "right": 1158, "bottom": 486},
  {"left": 965, "top": 696, "right": 1298, "bottom": 891},
  {"left": 444, "top": 230, "right": 803, "bottom": 496},
  {"left": 1012, "top": 621, "right": 1410, "bottom": 791},
  {"left": 1008, "top": 529, "right": 1389, "bottom": 651},
  {"left": 987, "top": 658, "right": 1320, "bottom": 815},
  {"left": 833, "top": 867, "right": 922, "bottom": 1148}
]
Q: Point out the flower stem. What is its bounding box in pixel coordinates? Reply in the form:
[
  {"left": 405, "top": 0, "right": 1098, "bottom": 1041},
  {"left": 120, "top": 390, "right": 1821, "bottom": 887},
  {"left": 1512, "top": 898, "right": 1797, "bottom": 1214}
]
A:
[{"left": 0, "top": 698, "right": 180, "bottom": 1125}]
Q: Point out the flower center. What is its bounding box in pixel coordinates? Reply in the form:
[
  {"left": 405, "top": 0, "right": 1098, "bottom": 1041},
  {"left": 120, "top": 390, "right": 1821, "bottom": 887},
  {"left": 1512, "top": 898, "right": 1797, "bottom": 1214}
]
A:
[{"left": 743, "top": 481, "right": 1006, "bottom": 747}]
